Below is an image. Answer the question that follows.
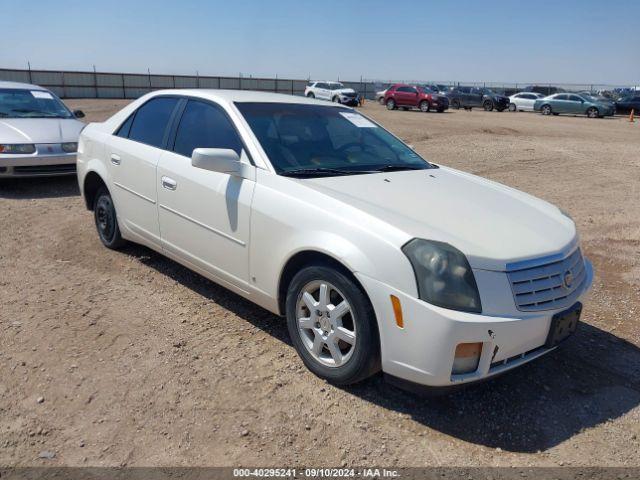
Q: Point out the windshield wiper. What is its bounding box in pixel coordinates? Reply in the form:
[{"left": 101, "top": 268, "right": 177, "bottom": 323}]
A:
[
  {"left": 280, "top": 167, "right": 364, "bottom": 178},
  {"left": 370, "top": 164, "right": 428, "bottom": 172},
  {"left": 10, "top": 109, "right": 61, "bottom": 117}
]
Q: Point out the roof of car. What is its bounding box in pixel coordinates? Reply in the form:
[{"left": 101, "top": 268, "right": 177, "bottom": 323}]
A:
[
  {"left": 0, "top": 80, "right": 48, "bottom": 90},
  {"left": 146, "top": 89, "right": 347, "bottom": 106}
]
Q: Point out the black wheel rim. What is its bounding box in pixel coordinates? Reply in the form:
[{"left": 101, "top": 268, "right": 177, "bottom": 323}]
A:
[{"left": 96, "top": 196, "right": 116, "bottom": 243}]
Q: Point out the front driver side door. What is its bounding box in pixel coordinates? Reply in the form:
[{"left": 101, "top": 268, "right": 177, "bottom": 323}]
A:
[{"left": 156, "top": 98, "right": 256, "bottom": 292}]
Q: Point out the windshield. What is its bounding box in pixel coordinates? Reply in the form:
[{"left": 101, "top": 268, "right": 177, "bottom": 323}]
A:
[
  {"left": 235, "top": 103, "right": 433, "bottom": 176},
  {"left": 0, "top": 88, "right": 73, "bottom": 119}
]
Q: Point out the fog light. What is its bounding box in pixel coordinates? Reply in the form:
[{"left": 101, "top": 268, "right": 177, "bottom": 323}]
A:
[{"left": 452, "top": 342, "right": 482, "bottom": 375}]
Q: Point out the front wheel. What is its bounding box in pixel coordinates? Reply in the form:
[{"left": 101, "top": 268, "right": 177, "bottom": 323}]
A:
[
  {"left": 386, "top": 98, "right": 396, "bottom": 110},
  {"left": 332, "top": 96, "right": 340, "bottom": 103},
  {"left": 587, "top": 107, "right": 599, "bottom": 118},
  {"left": 483, "top": 100, "right": 494, "bottom": 111},
  {"left": 508, "top": 103, "right": 517, "bottom": 112},
  {"left": 94, "top": 187, "right": 126, "bottom": 249},
  {"left": 286, "top": 265, "right": 380, "bottom": 385},
  {"left": 378, "top": 97, "right": 385, "bottom": 105},
  {"left": 541, "top": 104, "right": 552, "bottom": 115},
  {"left": 419, "top": 100, "right": 430, "bottom": 112},
  {"left": 307, "top": 92, "right": 315, "bottom": 99}
]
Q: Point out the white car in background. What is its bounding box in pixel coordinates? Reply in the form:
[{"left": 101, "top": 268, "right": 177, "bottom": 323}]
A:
[
  {"left": 376, "top": 87, "right": 390, "bottom": 104},
  {"left": 77, "top": 89, "right": 593, "bottom": 391},
  {"left": 509, "top": 92, "right": 545, "bottom": 112},
  {"left": 0, "top": 81, "right": 85, "bottom": 177},
  {"left": 305, "top": 81, "right": 360, "bottom": 106}
]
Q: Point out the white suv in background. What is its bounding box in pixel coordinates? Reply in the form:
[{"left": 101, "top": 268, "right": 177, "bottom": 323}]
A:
[{"left": 305, "top": 81, "right": 360, "bottom": 106}]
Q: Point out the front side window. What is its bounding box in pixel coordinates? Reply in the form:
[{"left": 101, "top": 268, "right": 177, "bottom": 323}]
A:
[
  {"left": 0, "top": 88, "right": 73, "bottom": 119},
  {"left": 235, "top": 102, "right": 433, "bottom": 176},
  {"left": 128, "top": 97, "right": 179, "bottom": 148},
  {"left": 173, "top": 100, "right": 242, "bottom": 157}
]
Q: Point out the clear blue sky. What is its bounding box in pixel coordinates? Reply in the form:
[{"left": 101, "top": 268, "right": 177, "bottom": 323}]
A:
[{"left": 2, "top": 0, "right": 639, "bottom": 85}]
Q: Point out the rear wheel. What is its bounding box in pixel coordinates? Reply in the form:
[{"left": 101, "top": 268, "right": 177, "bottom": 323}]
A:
[
  {"left": 451, "top": 99, "right": 460, "bottom": 109},
  {"left": 332, "top": 96, "right": 340, "bottom": 103},
  {"left": 378, "top": 97, "right": 385, "bottom": 105},
  {"left": 587, "top": 107, "right": 599, "bottom": 118},
  {"left": 307, "top": 92, "right": 315, "bottom": 99},
  {"left": 386, "top": 98, "right": 397, "bottom": 110},
  {"left": 419, "top": 100, "right": 430, "bottom": 112},
  {"left": 286, "top": 265, "right": 380, "bottom": 385},
  {"left": 483, "top": 100, "right": 494, "bottom": 111},
  {"left": 541, "top": 104, "right": 552, "bottom": 115},
  {"left": 94, "top": 187, "right": 126, "bottom": 249}
]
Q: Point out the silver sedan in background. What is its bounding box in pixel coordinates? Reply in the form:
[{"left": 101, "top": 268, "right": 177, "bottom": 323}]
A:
[{"left": 0, "top": 81, "right": 85, "bottom": 177}]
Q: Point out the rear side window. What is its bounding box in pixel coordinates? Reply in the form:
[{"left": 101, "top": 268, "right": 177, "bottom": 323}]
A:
[
  {"left": 116, "top": 114, "right": 134, "bottom": 138},
  {"left": 173, "top": 100, "right": 243, "bottom": 157},
  {"left": 128, "top": 97, "right": 179, "bottom": 148}
]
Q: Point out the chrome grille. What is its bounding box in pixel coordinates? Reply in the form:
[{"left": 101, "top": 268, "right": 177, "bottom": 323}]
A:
[{"left": 507, "top": 248, "right": 586, "bottom": 312}]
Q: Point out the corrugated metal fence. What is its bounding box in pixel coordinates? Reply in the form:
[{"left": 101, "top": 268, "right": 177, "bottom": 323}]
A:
[
  {"left": 0, "top": 67, "right": 636, "bottom": 100},
  {"left": 0, "top": 67, "right": 373, "bottom": 99}
]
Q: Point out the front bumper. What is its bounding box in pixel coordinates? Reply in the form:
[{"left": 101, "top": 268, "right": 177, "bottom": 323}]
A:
[
  {"left": 430, "top": 97, "right": 449, "bottom": 110},
  {"left": 0, "top": 149, "right": 76, "bottom": 177},
  {"left": 355, "top": 259, "right": 594, "bottom": 388},
  {"left": 339, "top": 95, "right": 360, "bottom": 106}
]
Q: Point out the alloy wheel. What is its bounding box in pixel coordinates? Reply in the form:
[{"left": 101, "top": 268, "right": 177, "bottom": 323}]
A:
[{"left": 296, "top": 280, "right": 356, "bottom": 367}]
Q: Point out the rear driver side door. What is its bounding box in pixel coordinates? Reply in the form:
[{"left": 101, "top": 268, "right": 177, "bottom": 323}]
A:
[{"left": 108, "top": 96, "right": 180, "bottom": 248}]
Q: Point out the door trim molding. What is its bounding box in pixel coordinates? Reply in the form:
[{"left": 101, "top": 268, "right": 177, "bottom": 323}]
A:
[
  {"left": 159, "top": 203, "right": 246, "bottom": 246},
  {"left": 113, "top": 182, "right": 156, "bottom": 205}
]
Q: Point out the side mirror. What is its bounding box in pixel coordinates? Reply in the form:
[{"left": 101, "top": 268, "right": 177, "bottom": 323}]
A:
[
  {"left": 73, "top": 110, "right": 85, "bottom": 119},
  {"left": 191, "top": 148, "right": 253, "bottom": 180}
]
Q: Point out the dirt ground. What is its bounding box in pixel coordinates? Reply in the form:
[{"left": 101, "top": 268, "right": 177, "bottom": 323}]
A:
[{"left": 1, "top": 98, "right": 639, "bottom": 468}]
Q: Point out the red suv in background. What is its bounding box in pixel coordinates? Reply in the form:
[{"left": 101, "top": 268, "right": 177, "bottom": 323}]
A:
[{"left": 384, "top": 84, "right": 449, "bottom": 113}]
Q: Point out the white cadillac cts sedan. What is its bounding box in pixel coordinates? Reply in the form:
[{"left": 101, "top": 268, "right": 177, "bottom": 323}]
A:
[{"left": 77, "top": 90, "right": 593, "bottom": 391}]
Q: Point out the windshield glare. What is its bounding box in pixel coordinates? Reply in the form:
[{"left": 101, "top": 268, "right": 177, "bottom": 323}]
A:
[
  {"left": 235, "top": 103, "right": 432, "bottom": 176},
  {"left": 0, "top": 89, "right": 73, "bottom": 119}
]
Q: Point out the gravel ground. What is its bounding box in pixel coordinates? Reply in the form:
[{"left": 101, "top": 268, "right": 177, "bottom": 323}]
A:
[{"left": 1, "top": 99, "right": 639, "bottom": 467}]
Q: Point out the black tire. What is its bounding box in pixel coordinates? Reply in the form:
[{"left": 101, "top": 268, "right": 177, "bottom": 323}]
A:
[
  {"left": 285, "top": 265, "right": 380, "bottom": 385},
  {"left": 483, "top": 100, "right": 494, "bottom": 111},
  {"left": 378, "top": 97, "right": 385, "bottom": 105},
  {"left": 586, "top": 107, "right": 599, "bottom": 118},
  {"left": 307, "top": 92, "right": 315, "bottom": 99},
  {"left": 332, "top": 96, "right": 340, "bottom": 103},
  {"left": 93, "top": 187, "right": 126, "bottom": 249},
  {"left": 541, "top": 104, "right": 552, "bottom": 115},
  {"left": 419, "top": 100, "right": 430, "bottom": 113},
  {"left": 451, "top": 99, "right": 460, "bottom": 109},
  {"left": 386, "top": 98, "right": 396, "bottom": 110},
  {"left": 508, "top": 103, "right": 517, "bottom": 112}
]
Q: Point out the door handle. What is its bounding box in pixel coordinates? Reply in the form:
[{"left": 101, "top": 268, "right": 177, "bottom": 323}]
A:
[
  {"left": 161, "top": 176, "right": 177, "bottom": 191},
  {"left": 110, "top": 154, "right": 121, "bottom": 165}
]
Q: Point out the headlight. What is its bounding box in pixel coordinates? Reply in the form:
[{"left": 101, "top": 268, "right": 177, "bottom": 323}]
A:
[
  {"left": 0, "top": 144, "right": 36, "bottom": 154},
  {"left": 62, "top": 142, "right": 78, "bottom": 153},
  {"left": 402, "top": 239, "right": 482, "bottom": 313}
]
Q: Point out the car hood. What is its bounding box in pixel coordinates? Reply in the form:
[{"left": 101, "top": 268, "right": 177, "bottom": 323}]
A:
[
  {"left": 302, "top": 167, "right": 577, "bottom": 271},
  {"left": 0, "top": 118, "right": 84, "bottom": 144}
]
